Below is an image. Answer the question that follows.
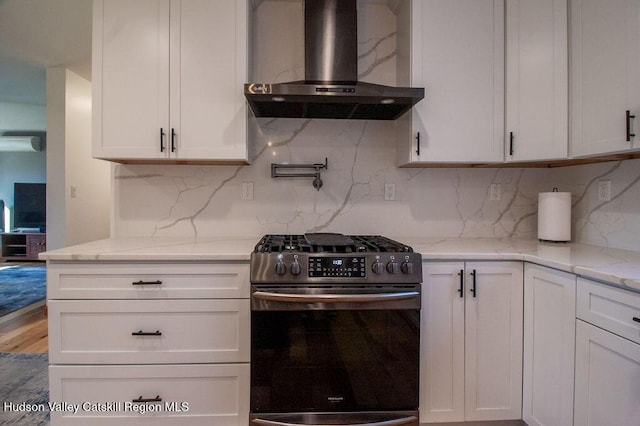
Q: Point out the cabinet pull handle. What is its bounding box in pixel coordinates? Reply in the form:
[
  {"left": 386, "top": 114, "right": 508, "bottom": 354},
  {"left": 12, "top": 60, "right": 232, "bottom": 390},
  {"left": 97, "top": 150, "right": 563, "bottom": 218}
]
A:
[
  {"left": 633, "top": 317, "right": 640, "bottom": 323},
  {"left": 457, "top": 269, "right": 464, "bottom": 298},
  {"left": 131, "top": 280, "right": 162, "bottom": 286},
  {"left": 160, "top": 128, "right": 165, "bottom": 152},
  {"left": 509, "top": 131, "right": 514, "bottom": 156},
  {"left": 470, "top": 269, "right": 477, "bottom": 297},
  {"left": 416, "top": 132, "right": 421, "bottom": 156},
  {"left": 171, "top": 128, "right": 176, "bottom": 152},
  {"left": 132, "top": 330, "right": 162, "bottom": 336},
  {"left": 626, "top": 110, "right": 636, "bottom": 142},
  {"left": 132, "top": 395, "right": 162, "bottom": 403}
]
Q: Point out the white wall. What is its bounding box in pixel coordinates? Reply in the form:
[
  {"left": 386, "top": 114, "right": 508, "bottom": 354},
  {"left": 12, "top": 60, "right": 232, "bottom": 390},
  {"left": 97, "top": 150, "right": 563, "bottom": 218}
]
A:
[
  {"left": 0, "top": 101, "right": 45, "bottom": 128},
  {"left": 46, "top": 70, "right": 65, "bottom": 248},
  {"left": 46, "top": 68, "right": 111, "bottom": 249}
]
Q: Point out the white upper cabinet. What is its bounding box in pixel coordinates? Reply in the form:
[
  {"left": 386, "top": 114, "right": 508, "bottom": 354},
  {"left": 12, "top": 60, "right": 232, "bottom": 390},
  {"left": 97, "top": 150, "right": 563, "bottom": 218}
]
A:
[
  {"left": 505, "top": 0, "right": 568, "bottom": 162},
  {"left": 92, "top": 0, "right": 249, "bottom": 163},
  {"left": 92, "top": 0, "right": 169, "bottom": 160},
  {"left": 397, "top": 0, "right": 505, "bottom": 165},
  {"left": 570, "top": 0, "right": 640, "bottom": 157}
]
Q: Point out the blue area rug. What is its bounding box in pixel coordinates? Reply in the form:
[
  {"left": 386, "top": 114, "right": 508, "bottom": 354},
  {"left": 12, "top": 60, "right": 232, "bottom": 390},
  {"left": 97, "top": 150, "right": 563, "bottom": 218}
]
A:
[
  {"left": 0, "top": 352, "right": 49, "bottom": 425},
  {"left": 0, "top": 265, "right": 46, "bottom": 317}
]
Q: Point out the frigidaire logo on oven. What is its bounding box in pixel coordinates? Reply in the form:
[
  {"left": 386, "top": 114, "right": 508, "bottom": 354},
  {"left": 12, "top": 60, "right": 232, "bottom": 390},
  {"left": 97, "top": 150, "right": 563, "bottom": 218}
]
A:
[{"left": 327, "top": 396, "right": 345, "bottom": 404}]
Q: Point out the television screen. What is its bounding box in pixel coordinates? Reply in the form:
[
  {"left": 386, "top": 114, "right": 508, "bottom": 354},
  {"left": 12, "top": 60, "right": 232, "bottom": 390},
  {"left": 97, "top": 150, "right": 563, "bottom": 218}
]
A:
[{"left": 13, "top": 183, "right": 46, "bottom": 231}]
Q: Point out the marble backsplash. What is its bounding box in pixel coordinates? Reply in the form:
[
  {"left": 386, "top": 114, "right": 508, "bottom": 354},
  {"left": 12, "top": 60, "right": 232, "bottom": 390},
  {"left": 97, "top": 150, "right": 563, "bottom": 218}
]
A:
[
  {"left": 112, "top": 0, "right": 640, "bottom": 252},
  {"left": 548, "top": 159, "right": 640, "bottom": 252}
]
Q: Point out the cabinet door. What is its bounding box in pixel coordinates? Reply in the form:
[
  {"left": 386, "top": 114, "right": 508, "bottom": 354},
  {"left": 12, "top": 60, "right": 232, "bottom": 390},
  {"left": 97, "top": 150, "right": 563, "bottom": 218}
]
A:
[
  {"left": 420, "top": 262, "right": 465, "bottom": 423},
  {"left": 570, "top": 0, "right": 640, "bottom": 157},
  {"left": 398, "top": 0, "right": 505, "bottom": 165},
  {"left": 169, "top": 0, "right": 248, "bottom": 161},
  {"left": 464, "top": 261, "right": 523, "bottom": 421},
  {"left": 92, "top": 0, "right": 170, "bottom": 160},
  {"left": 522, "top": 264, "right": 576, "bottom": 426},
  {"left": 506, "top": 0, "right": 568, "bottom": 162},
  {"left": 574, "top": 320, "right": 640, "bottom": 426}
]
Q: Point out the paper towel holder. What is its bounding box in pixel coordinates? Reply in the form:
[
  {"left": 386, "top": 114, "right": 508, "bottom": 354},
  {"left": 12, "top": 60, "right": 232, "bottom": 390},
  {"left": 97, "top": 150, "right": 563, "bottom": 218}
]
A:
[{"left": 538, "top": 188, "right": 572, "bottom": 243}]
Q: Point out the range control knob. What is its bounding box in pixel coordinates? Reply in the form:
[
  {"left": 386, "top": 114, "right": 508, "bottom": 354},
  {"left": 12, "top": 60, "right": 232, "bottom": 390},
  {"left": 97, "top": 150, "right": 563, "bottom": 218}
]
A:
[
  {"left": 290, "top": 260, "right": 302, "bottom": 276},
  {"left": 275, "top": 260, "right": 287, "bottom": 275},
  {"left": 401, "top": 261, "right": 414, "bottom": 274},
  {"left": 386, "top": 261, "right": 400, "bottom": 274},
  {"left": 371, "top": 259, "right": 385, "bottom": 274}
]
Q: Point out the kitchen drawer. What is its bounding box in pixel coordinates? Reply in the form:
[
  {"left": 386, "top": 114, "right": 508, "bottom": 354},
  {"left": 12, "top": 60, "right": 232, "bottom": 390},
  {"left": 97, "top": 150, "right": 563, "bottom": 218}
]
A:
[
  {"left": 48, "top": 299, "right": 249, "bottom": 364},
  {"left": 576, "top": 278, "right": 640, "bottom": 344},
  {"left": 48, "top": 363, "right": 249, "bottom": 426},
  {"left": 47, "top": 261, "right": 250, "bottom": 299}
]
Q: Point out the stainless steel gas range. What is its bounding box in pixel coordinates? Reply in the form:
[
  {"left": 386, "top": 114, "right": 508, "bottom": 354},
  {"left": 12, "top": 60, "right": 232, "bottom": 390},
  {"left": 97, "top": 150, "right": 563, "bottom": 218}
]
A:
[{"left": 249, "top": 233, "right": 422, "bottom": 426}]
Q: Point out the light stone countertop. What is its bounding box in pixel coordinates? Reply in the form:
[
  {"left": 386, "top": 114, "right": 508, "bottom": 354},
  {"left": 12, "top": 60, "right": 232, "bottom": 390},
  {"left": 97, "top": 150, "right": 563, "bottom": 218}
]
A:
[
  {"left": 40, "top": 236, "right": 640, "bottom": 293},
  {"left": 39, "top": 237, "right": 257, "bottom": 262}
]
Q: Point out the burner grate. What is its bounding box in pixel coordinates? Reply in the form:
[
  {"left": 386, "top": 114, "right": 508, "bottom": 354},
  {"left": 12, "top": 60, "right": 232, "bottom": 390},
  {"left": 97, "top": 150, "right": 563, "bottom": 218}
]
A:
[{"left": 254, "top": 234, "right": 413, "bottom": 254}]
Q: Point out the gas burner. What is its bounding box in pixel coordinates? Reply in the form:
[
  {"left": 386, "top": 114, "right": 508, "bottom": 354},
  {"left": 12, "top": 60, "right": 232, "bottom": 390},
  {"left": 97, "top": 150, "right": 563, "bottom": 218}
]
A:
[{"left": 254, "top": 233, "right": 414, "bottom": 254}]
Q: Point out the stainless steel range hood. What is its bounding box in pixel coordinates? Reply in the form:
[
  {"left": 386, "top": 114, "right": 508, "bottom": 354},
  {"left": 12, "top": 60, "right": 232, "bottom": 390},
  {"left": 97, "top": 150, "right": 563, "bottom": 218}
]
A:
[{"left": 245, "top": 0, "right": 424, "bottom": 120}]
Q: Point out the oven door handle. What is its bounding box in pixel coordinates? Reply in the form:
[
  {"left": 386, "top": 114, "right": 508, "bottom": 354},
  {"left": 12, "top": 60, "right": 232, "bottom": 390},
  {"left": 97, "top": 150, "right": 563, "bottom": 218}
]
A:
[
  {"left": 252, "top": 291, "right": 419, "bottom": 304},
  {"left": 251, "top": 416, "right": 418, "bottom": 426}
]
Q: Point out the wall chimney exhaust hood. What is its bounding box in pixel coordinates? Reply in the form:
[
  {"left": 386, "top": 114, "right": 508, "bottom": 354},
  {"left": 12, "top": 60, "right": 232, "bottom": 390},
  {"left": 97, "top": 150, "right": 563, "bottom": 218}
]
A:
[
  {"left": 0, "top": 136, "right": 42, "bottom": 152},
  {"left": 245, "top": 0, "right": 424, "bottom": 120}
]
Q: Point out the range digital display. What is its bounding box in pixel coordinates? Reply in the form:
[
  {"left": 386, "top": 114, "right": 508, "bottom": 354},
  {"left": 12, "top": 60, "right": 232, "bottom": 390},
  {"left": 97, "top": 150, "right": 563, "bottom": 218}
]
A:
[{"left": 308, "top": 256, "right": 366, "bottom": 278}]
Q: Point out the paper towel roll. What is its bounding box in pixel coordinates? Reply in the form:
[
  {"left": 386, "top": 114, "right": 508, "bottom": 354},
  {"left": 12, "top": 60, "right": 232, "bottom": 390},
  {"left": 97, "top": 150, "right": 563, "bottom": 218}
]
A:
[{"left": 538, "top": 191, "right": 571, "bottom": 242}]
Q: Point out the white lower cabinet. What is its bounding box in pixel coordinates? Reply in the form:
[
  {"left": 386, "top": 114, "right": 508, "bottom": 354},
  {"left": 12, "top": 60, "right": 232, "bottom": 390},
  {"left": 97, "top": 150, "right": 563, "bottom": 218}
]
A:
[
  {"left": 574, "top": 321, "right": 640, "bottom": 426},
  {"left": 522, "top": 264, "right": 576, "bottom": 426},
  {"left": 49, "top": 364, "right": 249, "bottom": 425},
  {"left": 420, "top": 261, "right": 523, "bottom": 423},
  {"left": 48, "top": 299, "right": 250, "bottom": 364},
  {"left": 46, "top": 261, "right": 250, "bottom": 426},
  {"left": 574, "top": 278, "right": 640, "bottom": 426}
]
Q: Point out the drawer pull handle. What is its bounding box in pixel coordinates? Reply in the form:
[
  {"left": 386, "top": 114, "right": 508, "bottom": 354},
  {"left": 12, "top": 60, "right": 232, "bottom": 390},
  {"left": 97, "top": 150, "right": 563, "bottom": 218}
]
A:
[
  {"left": 132, "top": 330, "right": 162, "bottom": 336},
  {"left": 470, "top": 269, "right": 477, "bottom": 298},
  {"left": 132, "top": 280, "right": 163, "bottom": 286},
  {"left": 627, "top": 110, "right": 636, "bottom": 142},
  {"left": 132, "top": 395, "right": 162, "bottom": 403},
  {"left": 633, "top": 317, "right": 640, "bottom": 323}
]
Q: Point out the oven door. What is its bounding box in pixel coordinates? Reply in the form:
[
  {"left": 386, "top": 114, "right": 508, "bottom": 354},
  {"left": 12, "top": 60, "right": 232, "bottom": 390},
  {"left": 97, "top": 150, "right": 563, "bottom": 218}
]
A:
[{"left": 250, "top": 285, "right": 420, "bottom": 425}]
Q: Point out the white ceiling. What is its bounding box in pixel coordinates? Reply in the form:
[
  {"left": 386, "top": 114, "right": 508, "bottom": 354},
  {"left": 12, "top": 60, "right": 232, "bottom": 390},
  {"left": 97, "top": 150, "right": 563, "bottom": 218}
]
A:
[{"left": 0, "top": 0, "right": 92, "bottom": 105}]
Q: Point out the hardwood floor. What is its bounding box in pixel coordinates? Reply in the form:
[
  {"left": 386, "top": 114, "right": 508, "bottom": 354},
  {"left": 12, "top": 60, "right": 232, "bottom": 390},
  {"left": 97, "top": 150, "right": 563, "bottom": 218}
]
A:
[{"left": 0, "top": 303, "right": 48, "bottom": 353}]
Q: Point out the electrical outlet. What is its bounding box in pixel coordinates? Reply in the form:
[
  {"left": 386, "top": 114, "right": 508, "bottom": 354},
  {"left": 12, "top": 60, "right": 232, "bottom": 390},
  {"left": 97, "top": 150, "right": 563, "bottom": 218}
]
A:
[
  {"left": 490, "top": 183, "right": 502, "bottom": 201},
  {"left": 242, "top": 182, "right": 254, "bottom": 200},
  {"left": 384, "top": 183, "right": 395, "bottom": 201},
  {"left": 598, "top": 180, "right": 611, "bottom": 202},
  {"left": 70, "top": 185, "right": 77, "bottom": 199}
]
